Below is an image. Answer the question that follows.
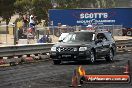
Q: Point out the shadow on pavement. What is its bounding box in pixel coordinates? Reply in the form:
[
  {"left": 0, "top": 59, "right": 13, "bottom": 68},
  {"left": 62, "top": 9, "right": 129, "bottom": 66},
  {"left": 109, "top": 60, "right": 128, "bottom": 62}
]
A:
[{"left": 60, "top": 59, "right": 121, "bottom": 65}]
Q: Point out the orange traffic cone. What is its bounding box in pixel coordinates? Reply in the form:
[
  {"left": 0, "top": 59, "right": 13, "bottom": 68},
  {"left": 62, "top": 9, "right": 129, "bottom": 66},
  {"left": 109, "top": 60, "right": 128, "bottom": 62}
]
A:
[
  {"left": 69, "top": 69, "right": 78, "bottom": 88},
  {"left": 124, "top": 60, "right": 130, "bottom": 74},
  {"left": 124, "top": 65, "right": 129, "bottom": 74},
  {"left": 69, "top": 69, "right": 81, "bottom": 88},
  {"left": 78, "top": 66, "right": 86, "bottom": 76}
]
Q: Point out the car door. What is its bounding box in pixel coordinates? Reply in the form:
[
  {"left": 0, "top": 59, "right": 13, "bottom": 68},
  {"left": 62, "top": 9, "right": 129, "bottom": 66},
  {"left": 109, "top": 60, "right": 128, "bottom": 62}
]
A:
[
  {"left": 100, "top": 33, "right": 110, "bottom": 55},
  {"left": 94, "top": 33, "right": 104, "bottom": 56},
  {"left": 95, "top": 33, "right": 109, "bottom": 56},
  {"left": 104, "top": 32, "right": 116, "bottom": 54}
]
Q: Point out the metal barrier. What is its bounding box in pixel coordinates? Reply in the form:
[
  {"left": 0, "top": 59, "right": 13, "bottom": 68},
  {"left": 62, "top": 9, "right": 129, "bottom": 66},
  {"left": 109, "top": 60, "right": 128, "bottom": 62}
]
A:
[
  {"left": 116, "top": 39, "right": 132, "bottom": 52},
  {"left": 0, "top": 40, "right": 132, "bottom": 57},
  {"left": 0, "top": 43, "right": 54, "bottom": 57}
]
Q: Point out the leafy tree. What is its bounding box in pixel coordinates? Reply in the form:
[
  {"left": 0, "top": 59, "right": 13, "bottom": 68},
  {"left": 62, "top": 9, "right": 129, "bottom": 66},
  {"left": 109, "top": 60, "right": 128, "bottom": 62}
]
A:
[
  {"left": 51, "top": 0, "right": 117, "bottom": 9},
  {"left": 78, "top": 0, "right": 116, "bottom": 8},
  {"left": 0, "top": 0, "right": 16, "bottom": 32},
  {"left": 31, "top": 0, "right": 52, "bottom": 25},
  {"left": 95, "top": 0, "right": 116, "bottom": 8},
  {"left": 14, "top": 0, "right": 32, "bottom": 15},
  {"left": 14, "top": 0, "right": 52, "bottom": 25},
  {"left": 54, "top": 0, "right": 82, "bottom": 8}
]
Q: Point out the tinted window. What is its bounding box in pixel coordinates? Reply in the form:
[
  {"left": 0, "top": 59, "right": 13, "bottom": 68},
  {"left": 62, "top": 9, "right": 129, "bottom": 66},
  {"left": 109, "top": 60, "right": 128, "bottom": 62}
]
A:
[
  {"left": 97, "top": 33, "right": 107, "bottom": 40},
  {"left": 63, "top": 32, "right": 94, "bottom": 43},
  {"left": 104, "top": 32, "right": 114, "bottom": 41}
]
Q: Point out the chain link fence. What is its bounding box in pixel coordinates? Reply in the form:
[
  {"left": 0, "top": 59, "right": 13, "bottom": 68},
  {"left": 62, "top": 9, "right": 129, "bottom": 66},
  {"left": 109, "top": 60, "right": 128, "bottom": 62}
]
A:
[
  {"left": 102, "top": 25, "right": 123, "bottom": 36},
  {"left": 0, "top": 24, "right": 125, "bottom": 45},
  {"left": 42, "top": 25, "right": 123, "bottom": 36},
  {"left": 0, "top": 24, "right": 14, "bottom": 45},
  {"left": 36, "top": 25, "right": 123, "bottom": 42}
]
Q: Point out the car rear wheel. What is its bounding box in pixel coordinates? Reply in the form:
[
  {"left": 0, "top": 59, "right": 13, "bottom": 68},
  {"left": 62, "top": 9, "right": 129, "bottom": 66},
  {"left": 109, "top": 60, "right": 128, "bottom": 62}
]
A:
[
  {"left": 53, "top": 60, "right": 61, "bottom": 65},
  {"left": 105, "top": 49, "right": 114, "bottom": 62}
]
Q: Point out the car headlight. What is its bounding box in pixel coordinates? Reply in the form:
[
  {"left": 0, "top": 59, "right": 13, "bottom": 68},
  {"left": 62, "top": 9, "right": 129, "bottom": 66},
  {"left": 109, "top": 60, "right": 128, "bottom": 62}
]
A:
[
  {"left": 51, "top": 47, "right": 56, "bottom": 51},
  {"left": 79, "top": 47, "right": 87, "bottom": 51}
]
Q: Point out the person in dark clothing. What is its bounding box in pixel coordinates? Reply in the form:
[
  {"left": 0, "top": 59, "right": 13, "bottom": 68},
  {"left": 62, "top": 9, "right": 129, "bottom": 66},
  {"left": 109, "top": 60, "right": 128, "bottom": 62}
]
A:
[
  {"left": 22, "top": 15, "right": 29, "bottom": 33},
  {"left": 38, "top": 35, "right": 52, "bottom": 43},
  {"left": 22, "top": 15, "right": 29, "bottom": 28},
  {"left": 18, "top": 27, "right": 27, "bottom": 39},
  {"left": 38, "top": 35, "right": 46, "bottom": 43}
]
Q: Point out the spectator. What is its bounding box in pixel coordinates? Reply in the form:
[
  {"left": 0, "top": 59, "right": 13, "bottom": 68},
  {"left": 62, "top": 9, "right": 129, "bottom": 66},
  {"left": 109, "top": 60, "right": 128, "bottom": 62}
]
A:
[
  {"left": 38, "top": 34, "right": 52, "bottom": 43},
  {"left": 29, "top": 15, "right": 35, "bottom": 28},
  {"left": 47, "top": 34, "right": 52, "bottom": 43},
  {"left": 22, "top": 15, "right": 29, "bottom": 28},
  {"left": 18, "top": 27, "right": 27, "bottom": 39},
  {"left": 86, "top": 24, "right": 94, "bottom": 30},
  {"left": 27, "top": 28, "right": 35, "bottom": 44},
  {"left": 38, "top": 35, "right": 46, "bottom": 43}
]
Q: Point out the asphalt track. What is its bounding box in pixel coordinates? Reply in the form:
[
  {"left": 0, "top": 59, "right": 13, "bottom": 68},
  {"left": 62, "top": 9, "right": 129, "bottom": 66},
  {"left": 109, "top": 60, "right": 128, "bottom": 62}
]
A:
[{"left": 0, "top": 52, "right": 132, "bottom": 88}]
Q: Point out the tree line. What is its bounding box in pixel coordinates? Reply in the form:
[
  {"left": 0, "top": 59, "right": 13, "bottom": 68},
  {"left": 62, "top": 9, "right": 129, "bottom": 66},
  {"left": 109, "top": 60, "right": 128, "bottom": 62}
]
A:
[{"left": 0, "top": 0, "right": 130, "bottom": 26}]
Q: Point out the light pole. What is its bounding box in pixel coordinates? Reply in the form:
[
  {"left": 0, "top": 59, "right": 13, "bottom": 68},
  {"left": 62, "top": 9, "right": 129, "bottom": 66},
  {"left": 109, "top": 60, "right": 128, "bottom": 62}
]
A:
[{"left": 12, "top": 23, "right": 17, "bottom": 45}]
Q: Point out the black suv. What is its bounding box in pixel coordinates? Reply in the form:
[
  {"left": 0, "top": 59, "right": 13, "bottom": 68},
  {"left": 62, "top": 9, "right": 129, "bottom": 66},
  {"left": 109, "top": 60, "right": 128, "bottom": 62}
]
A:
[{"left": 50, "top": 30, "right": 116, "bottom": 65}]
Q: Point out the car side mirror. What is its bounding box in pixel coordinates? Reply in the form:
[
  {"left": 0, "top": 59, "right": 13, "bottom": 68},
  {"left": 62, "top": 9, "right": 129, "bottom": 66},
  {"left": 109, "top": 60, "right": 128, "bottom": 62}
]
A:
[{"left": 95, "top": 39, "right": 102, "bottom": 44}]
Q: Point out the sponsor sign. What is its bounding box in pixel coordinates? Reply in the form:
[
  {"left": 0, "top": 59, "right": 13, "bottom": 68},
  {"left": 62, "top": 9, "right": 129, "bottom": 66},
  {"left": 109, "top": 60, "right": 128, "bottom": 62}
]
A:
[
  {"left": 83, "top": 75, "right": 130, "bottom": 83},
  {"left": 49, "top": 8, "right": 132, "bottom": 28}
]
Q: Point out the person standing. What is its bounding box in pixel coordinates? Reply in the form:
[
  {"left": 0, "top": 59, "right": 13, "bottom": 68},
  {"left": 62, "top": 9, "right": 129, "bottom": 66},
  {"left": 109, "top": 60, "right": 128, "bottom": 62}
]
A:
[
  {"left": 29, "top": 15, "right": 35, "bottom": 28},
  {"left": 22, "top": 15, "right": 29, "bottom": 28},
  {"left": 27, "top": 28, "right": 35, "bottom": 44},
  {"left": 29, "top": 15, "right": 36, "bottom": 36},
  {"left": 86, "top": 24, "right": 93, "bottom": 30},
  {"left": 22, "top": 15, "right": 29, "bottom": 34}
]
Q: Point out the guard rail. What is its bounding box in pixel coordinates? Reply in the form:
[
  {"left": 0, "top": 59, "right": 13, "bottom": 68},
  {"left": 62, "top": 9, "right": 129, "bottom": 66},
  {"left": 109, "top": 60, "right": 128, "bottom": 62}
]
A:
[
  {"left": 0, "top": 40, "right": 132, "bottom": 58},
  {"left": 0, "top": 43, "right": 54, "bottom": 57},
  {"left": 116, "top": 39, "right": 132, "bottom": 52}
]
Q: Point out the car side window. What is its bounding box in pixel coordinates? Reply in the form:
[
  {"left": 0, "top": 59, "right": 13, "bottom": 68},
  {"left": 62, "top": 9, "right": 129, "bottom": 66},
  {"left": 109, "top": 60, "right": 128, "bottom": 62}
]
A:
[
  {"left": 96, "top": 33, "right": 108, "bottom": 41},
  {"left": 105, "top": 32, "right": 114, "bottom": 41}
]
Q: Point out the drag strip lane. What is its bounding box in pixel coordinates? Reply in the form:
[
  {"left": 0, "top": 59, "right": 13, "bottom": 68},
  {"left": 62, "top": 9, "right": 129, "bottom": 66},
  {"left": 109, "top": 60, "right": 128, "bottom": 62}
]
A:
[{"left": 0, "top": 53, "right": 132, "bottom": 88}]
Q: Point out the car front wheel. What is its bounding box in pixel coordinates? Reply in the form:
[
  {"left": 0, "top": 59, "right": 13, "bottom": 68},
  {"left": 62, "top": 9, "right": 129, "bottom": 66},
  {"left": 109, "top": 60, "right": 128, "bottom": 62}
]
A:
[
  {"left": 89, "top": 50, "right": 96, "bottom": 63},
  {"left": 105, "top": 49, "right": 114, "bottom": 62}
]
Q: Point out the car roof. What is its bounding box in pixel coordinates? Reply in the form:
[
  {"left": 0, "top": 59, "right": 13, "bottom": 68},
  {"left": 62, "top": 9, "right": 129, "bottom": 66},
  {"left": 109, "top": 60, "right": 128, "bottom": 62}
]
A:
[
  {"left": 74, "top": 30, "right": 109, "bottom": 34},
  {"left": 75, "top": 30, "right": 95, "bottom": 33},
  {"left": 97, "top": 31, "right": 110, "bottom": 34}
]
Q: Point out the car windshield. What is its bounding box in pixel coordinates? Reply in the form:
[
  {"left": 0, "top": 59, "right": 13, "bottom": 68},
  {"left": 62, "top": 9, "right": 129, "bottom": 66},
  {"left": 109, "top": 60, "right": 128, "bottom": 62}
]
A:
[{"left": 63, "top": 32, "right": 94, "bottom": 43}]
